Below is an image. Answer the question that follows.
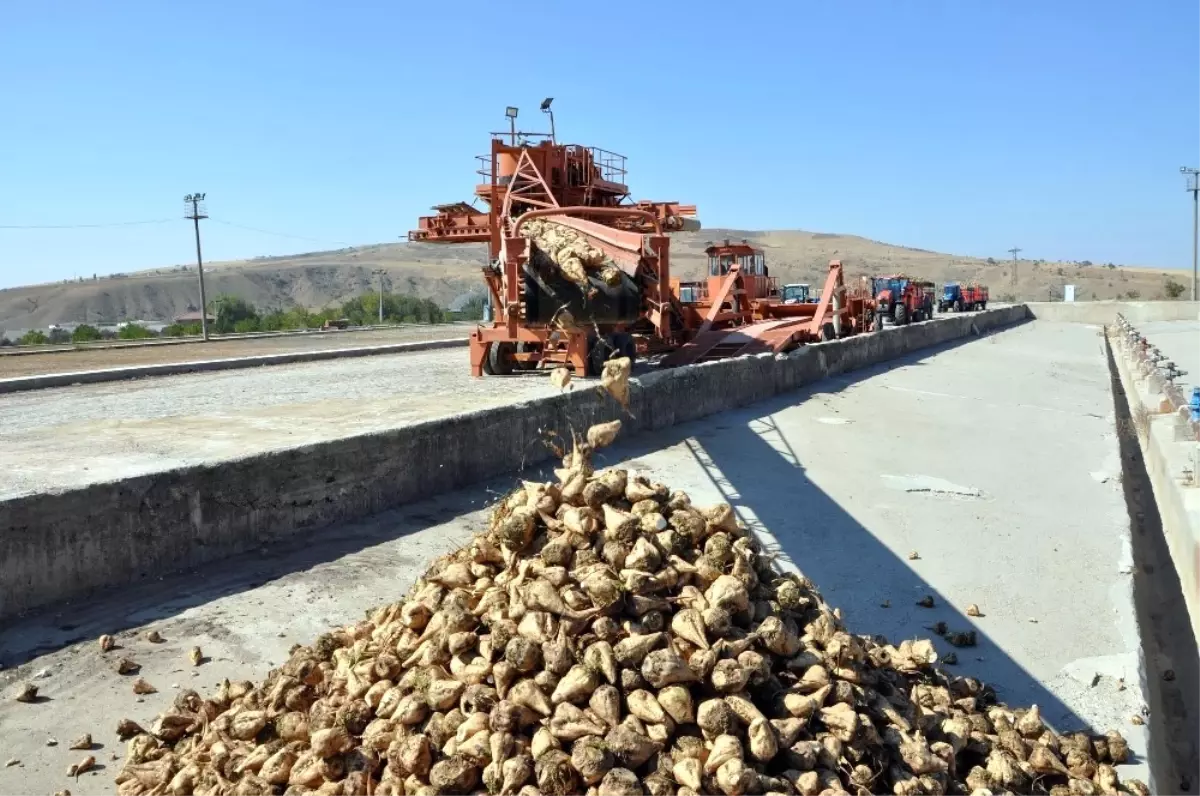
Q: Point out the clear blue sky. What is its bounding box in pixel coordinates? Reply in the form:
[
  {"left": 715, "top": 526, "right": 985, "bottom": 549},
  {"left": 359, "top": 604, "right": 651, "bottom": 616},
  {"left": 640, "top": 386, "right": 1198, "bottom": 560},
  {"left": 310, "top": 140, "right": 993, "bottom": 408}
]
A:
[{"left": 0, "top": 0, "right": 1196, "bottom": 288}]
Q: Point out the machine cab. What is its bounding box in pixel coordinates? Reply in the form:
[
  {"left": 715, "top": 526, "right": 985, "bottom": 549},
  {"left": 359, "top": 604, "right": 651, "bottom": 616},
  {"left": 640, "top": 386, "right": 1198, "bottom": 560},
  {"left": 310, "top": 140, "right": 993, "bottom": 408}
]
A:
[
  {"left": 705, "top": 239, "right": 777, "bottom": 300},
  {"left": 872, "top": 275, "right": 909, "bottom": 298},
  {"left": 782, "top": 284, "right": 811, "bottom": 304},
  {"left": 942, "top": 283, "right": 961, "bottom": 302}
]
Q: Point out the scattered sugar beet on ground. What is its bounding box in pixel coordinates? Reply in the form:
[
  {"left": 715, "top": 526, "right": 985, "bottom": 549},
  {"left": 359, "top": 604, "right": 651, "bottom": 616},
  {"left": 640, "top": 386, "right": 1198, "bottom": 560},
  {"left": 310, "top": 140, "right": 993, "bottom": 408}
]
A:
[{"left": 22, "top": 360, "right": 1144, "bottom": 796}]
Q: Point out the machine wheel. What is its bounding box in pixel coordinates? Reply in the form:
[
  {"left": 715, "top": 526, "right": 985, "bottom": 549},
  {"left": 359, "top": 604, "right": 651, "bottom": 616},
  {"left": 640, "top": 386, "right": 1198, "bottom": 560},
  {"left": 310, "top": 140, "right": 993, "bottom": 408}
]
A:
[
  {"left": 954, "top": 300, "right": 963, "bottom": 313},
  {"left": 980, "top": 301, "right": 987, "bottom": 310},
  {"left": 872, "top": 313, "right": 884, "bottom": 332},
  {"left": 488, "top": 342, "right": 515, "bottom": 376},
  {"left": 894, "top": 304, "right": 909, "bottom": 325},
  {"left": 586, "top": 335, "right": 612, "bottom": 378},
  {"left": 481, "top": 344, "right": 495, "bottom": 375},
  {"left": 614, "top": 333, "right": 637, "bottom": 366},
  {"left": 514, "top": 341, "right": 537, "bottom": 370},
  {"left": 820, "top": 322, "right": 836, "bottom": 341}
]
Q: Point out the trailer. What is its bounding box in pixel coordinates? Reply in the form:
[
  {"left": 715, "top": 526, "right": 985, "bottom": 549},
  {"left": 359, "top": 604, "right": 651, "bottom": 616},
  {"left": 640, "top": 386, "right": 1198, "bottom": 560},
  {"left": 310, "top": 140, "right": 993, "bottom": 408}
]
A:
[
  {"left": 938, "top": 283, "right": 989, "bottom": 312},
  {"left": 871, "top": 275, "right": 934, "bottom": 326}
]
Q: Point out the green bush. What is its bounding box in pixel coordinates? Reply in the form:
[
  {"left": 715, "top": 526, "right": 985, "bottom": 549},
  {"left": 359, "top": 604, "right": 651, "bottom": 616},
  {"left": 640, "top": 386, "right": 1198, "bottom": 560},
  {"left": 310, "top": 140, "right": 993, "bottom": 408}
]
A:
[
  {"left": 19, "top": 329, "right": 48, "bottom": 345},
  {"left": 338, "top": 293, "right": 445, "bottom": 326},
  {"left": 71, "top": 324, "right": 103, "bottom": 342},
  {"left": 47, "top": 327, "right": 71, "bottom": 344},
  {"left": 117, "top": 323, "right": 156, "bottom": 340},
  {"left": 211, "top": 295, "right": 260, "bottom": 334},
  {"left": 455, "top": 294, "right": 487, "bottom": 321},
  {"left": 233, "top": 318, "right": 261, "bottom": 334},
  {"left": 1165, "top": 278, "right": 1185, "bottom": 299},
  {"left": 162, "top": 322, "right": 202, "bottom": 337}
]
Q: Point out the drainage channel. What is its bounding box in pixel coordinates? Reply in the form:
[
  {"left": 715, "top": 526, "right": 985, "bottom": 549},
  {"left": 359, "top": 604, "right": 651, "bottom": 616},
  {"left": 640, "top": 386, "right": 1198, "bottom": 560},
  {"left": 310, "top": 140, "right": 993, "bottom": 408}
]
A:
[{"left": 1105, "top": 336, "right": 1200, "bottom": 793}]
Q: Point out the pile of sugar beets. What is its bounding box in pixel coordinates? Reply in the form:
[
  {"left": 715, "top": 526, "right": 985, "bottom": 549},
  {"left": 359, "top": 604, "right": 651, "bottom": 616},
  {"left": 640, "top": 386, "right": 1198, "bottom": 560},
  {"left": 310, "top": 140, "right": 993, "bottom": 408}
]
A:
[{"left": 113, "top": 413, "right": 1147, "bottom": 796}]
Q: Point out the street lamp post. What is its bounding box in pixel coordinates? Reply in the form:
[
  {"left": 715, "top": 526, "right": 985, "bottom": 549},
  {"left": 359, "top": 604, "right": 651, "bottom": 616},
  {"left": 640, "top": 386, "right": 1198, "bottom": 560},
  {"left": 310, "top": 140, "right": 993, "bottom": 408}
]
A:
[
  {"left": 183, "top": 193, "right": 210, "bottom": 341},
  {"left": 540, "top": 98, "right": 555, "bottom": 143},
  {"left": 505, "top": 106, "right": 518, "bottom": 145},
  {"left": 1181, "top": 167, "right": 1199, "bottom": 302}
]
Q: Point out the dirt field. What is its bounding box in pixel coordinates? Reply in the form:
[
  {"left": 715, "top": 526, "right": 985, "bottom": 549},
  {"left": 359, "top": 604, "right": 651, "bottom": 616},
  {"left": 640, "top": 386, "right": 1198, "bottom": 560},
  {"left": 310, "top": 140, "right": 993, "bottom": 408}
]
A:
[{"left": 0, "top": 325, "right": 469, "bottom": 378}]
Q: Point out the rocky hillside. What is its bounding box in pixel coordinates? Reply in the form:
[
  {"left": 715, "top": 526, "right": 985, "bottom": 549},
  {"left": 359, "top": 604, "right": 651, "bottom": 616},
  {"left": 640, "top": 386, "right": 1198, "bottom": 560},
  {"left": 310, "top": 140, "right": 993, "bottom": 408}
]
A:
[{"left": 0, "top": 230, "right": 1186, "bottom": 333}]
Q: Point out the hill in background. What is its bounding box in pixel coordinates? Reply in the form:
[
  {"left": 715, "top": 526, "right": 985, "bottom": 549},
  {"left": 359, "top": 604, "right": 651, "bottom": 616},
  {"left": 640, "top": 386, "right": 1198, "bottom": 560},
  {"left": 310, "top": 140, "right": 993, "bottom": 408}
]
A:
[{"left": 0, "top": 229, "right": 1186, "bottom": 334}]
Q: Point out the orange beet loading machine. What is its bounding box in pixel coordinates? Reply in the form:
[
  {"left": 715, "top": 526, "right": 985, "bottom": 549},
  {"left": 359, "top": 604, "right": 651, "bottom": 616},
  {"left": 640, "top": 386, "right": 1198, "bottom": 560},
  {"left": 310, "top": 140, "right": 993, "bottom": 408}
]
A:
[{"left": 409, "top": 101, "right": 875, "bottom": 376}]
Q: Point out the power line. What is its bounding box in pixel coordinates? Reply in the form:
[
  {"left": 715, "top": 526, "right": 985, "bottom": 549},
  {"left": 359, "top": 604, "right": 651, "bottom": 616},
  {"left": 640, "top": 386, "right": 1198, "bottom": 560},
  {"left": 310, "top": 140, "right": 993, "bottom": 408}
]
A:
[
  {"left": 208, "top": 218, "right": 353, "bottom": 248},
  {"left": 0, "top": 219, "right": 175, "bottom": 229}
]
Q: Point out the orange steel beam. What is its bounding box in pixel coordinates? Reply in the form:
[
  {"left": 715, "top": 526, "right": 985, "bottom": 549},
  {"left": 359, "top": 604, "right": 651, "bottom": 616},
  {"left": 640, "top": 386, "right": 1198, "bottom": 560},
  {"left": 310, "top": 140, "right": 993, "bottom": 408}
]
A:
[{"left": 697, "top": 264, "right": 745, "bottom": 335}]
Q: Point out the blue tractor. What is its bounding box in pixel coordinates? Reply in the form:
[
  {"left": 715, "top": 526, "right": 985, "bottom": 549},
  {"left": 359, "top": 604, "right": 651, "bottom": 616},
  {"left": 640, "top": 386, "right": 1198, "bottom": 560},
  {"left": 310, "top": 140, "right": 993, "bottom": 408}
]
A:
[{"left": 938, "top": 282, "right": 989, "bottom": 313}]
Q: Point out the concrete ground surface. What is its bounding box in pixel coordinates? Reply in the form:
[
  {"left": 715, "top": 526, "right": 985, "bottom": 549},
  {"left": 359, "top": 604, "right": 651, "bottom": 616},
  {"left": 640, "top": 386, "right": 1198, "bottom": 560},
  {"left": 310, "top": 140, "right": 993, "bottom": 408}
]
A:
[
  {"left": 0, "top": 320, "right": 1153, "bottom": 794},
  {"left": 0, "top": 324, "right": 468, "bottom": 378},
  {"left": 0, "top": 347, "right": 566, "bottom": 500}
]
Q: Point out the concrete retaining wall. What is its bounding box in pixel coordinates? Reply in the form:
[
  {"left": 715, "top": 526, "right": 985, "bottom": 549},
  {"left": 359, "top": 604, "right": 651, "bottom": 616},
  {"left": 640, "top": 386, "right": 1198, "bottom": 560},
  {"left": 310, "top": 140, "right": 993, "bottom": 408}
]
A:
[
  {"left": 1109, "top": 330, "right": 1200, "bottom": 643},
  {"left": 1026, "top": 300, "right": 1199, "bottom": 324},
  {"left": 0, "top": 306, "right": 1026, "bottom": 619},
  {"left": 0, "top": 338, "right": 468, "bottom": 394}
]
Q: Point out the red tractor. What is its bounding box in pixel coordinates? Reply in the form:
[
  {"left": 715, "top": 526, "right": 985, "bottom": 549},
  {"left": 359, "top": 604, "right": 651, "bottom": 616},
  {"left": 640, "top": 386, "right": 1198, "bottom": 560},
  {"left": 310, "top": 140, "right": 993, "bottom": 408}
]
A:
[{"left": 870, "top": 275, "right": 933, "bottom": 328}]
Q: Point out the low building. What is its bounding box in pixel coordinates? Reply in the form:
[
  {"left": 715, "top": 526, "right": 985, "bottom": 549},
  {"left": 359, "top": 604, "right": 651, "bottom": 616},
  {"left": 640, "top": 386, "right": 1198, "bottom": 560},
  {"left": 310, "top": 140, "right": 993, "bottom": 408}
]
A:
[{"left": 172, "top": 311, "right": 215, "bottom": 325}]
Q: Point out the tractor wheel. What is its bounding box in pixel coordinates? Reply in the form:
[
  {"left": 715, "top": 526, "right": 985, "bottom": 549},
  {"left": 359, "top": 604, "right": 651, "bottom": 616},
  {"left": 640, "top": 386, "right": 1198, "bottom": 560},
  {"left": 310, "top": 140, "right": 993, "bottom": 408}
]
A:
[
  {"left": 614, "top": 333, "right": 637, "bottom": 366},
  {"left": 872, "top": 313, "right": 884, "bottom": 332},
  {"left": 514, "top": 341, "right": 538, "bottom": 370},
  {"left": 586, "top": 335, "right": 613, "bottom": 378},
  {"left": 820, "top": 322, "right": 836, "bottom": 341},
  {"left": 954, "top": 300, "right": 963, "bottom": 313},
  {"left": 481, "top": 344, "right": 495, "bottom": 376},
  {"left": 488, "top": 342, "right": 515, "bottom": 376},
  {"left": 894, "top": 304, "right": 909, "bottom": 325},
  {"left": 980, "top": 301, "right": 987, "bottom": 310}
]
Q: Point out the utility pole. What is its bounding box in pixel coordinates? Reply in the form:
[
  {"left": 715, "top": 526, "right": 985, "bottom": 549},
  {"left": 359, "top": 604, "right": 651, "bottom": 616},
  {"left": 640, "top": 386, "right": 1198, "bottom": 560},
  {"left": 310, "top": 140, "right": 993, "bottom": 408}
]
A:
[
  {"left": 372, "top": 269, "right": 387, "bottom": 324},
  {"left": 1007, "top": 247, "right": 1022, "bottom": 294},
  {"left": 184, "top": 193, "right": 210, "bottom": 340},
  {"left": 1181, "top": 167, "right": 1199, "bottom": 301}
]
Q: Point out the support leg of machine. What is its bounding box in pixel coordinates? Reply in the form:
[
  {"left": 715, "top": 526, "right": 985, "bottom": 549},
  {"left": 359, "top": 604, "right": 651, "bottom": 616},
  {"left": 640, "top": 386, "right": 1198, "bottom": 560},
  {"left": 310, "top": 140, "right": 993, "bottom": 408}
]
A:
[
  {"left": 566, "top": 334, "right": 588, "bottom": 376},
  {"left": 469, "top": 336, "right": 487, "bottom": 378}
]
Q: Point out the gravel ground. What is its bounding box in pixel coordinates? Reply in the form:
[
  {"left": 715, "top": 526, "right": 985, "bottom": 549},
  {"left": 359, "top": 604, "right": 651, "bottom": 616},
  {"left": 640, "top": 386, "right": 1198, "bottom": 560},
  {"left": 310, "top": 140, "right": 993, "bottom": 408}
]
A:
[
  {"left": 0, "top": 325, "right": 469, "bottom": 378},
  {"left": 0, "top": 347, "right": 568, "bottom": 499},
  {"left": 0, "top": 320, "right": 1152, "bottom": 794}
]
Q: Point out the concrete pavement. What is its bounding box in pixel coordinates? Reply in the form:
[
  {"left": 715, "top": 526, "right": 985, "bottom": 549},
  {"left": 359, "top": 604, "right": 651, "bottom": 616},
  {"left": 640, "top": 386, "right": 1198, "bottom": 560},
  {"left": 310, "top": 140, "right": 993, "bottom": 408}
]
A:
[{"left": 0, "top": 320, "right": 1151, "bottom": 794}]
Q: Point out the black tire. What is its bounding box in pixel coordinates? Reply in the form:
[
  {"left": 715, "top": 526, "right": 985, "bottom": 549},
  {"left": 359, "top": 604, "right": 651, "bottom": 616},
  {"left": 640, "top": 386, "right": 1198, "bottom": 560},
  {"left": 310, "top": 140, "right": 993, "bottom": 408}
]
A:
[
  {"left": 586, "top": 335, "right": 610, "bottom": 378},
  {"left": 615, "top": 333, "right": 637, "bottom": 366},
  {"left": 894, "top": 304, "right": 908, "bottom": 325},
  {"left": 481, "top": 345, "right": 495, "bottom": 376},
  {"left": 954, "top": 300, "right": 963, "bottom": 313},
  {"left": 872, "top": 313, "right": 884, "bottom": 332},
  {"left": 488, "top": 342, "right": 514, "bottom": 375},
  {"left": 820, "top": 322, "right": 836, "bottom": 341},
  {"left": 514, "top": 341, "right": 537, "bottom": 370},
  {"left": 980, "top": 301, "right": 987, "bottom": 310}
]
